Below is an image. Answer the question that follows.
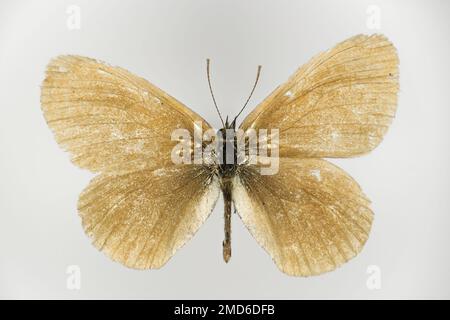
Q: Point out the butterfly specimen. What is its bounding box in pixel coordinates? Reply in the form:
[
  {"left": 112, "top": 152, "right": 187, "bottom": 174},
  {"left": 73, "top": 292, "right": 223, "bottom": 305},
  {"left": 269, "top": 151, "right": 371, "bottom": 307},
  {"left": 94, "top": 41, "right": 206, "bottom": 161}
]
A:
[{"left": 41, "top": 34, "right": 398, "bottom": 276}]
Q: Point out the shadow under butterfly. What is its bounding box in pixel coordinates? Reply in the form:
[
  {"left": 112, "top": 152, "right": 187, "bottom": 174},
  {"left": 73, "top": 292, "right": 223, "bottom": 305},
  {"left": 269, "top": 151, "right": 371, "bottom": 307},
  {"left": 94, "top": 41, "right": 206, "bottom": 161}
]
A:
[{"left": 40, "top": 34, "right": 399, "bottom": 276}]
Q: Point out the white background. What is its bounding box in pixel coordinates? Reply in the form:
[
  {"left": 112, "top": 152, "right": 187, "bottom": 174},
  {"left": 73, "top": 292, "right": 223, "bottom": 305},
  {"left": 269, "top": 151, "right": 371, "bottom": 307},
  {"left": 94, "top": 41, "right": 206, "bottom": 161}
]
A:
[{"left": 1, "top": 0, "right": 449, "bottom": 299}]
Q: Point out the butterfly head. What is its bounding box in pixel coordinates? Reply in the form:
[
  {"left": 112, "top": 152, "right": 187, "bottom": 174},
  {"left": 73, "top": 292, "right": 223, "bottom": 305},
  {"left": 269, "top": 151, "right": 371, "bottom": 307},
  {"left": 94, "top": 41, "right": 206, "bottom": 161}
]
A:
[{"left": 224, "top": 116, "right": 236, "bottom": 130}]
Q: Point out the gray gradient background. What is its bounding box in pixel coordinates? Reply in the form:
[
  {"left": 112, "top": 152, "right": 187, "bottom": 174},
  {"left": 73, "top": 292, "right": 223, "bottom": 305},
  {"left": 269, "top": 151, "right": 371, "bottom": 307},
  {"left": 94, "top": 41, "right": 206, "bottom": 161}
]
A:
[{"left": 1, "top": 0, "right": 449, "bottom": 299}]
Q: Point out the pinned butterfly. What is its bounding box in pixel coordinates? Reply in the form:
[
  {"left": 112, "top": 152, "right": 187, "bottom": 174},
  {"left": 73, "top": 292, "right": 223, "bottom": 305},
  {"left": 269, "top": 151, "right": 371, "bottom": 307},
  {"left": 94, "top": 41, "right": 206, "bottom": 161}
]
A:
[{"left": 41, "top": 34, "right": 399, "bottom": 276}]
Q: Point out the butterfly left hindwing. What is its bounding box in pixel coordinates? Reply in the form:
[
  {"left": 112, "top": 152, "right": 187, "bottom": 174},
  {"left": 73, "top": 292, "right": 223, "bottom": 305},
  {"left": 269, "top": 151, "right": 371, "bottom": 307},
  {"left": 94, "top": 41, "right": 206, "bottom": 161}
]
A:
[{"left": 79, "top": 166, "right": 218, "bottom": 269}]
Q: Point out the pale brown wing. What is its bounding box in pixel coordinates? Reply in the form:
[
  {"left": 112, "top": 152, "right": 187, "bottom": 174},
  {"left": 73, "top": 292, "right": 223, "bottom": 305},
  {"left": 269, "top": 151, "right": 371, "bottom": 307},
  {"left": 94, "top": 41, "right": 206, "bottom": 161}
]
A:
[
  {"left": 41, "top": 55, "right": 211, "bottom": 174},
  {"left": 233, "top": 158, "right": 373, "bottom": 276},
  {"left": 78, "top": 166, "right": 219, "bottom": 269},
  {"left": 240, "top": 34, "right": 399, "bottom": 158},
  {"left": 41, "top": 56, "right": 219, "bottom": 268}
]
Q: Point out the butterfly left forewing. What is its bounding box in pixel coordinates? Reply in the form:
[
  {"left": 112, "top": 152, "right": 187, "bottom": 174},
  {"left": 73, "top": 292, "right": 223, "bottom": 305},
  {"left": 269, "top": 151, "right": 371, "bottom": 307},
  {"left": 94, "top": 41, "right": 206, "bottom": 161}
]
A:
[
  {"left": 41, "top": 55, "right": 211, "bottom": 174},
  {"left": 233, "top": 158, "right": 372, "bottom": 276}
]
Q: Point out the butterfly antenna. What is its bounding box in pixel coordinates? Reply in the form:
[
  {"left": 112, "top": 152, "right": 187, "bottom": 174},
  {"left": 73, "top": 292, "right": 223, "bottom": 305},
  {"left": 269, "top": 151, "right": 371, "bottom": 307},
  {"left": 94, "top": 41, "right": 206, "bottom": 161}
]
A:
[
  {"left": 206, "top": 59, "right": 225, "bottom": 127},
  {"left": 233, "top": 64, "right": 262, "bottom": 123}
]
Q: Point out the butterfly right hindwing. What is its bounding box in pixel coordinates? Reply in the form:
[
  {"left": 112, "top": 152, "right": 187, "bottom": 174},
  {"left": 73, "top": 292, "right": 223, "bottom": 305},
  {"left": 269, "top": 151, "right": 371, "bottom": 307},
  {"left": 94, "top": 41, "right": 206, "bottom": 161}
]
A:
[{"left": 233, "top": 158, "right": 372, "bottom": 276}]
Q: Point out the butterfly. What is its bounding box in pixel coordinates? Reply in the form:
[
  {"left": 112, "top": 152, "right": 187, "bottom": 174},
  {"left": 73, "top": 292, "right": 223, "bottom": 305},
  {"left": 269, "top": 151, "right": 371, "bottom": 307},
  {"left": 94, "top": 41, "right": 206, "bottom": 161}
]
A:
[{"left": 41, "top": 34, "right": 398, "bottom": 276}]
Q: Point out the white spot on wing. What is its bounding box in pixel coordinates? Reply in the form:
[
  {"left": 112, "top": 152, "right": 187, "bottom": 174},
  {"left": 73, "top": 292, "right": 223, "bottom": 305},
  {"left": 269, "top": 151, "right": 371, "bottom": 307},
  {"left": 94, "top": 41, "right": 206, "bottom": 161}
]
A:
[
  {"left": 97, "top": 69, "right": 108, "bottom": 76},
  {"left": 153, "top": 168, "right": 166, "bottom": 177},
  {"left": 111, "top": 128, "right": 124, "bottom": 139},
  {"left": 125, "top": 139, "right": 144, "bottom": 154},
  {"left": 368, "top": 135, "right": 377, "bottom": 145},
  {"left": 311, "top": 169, "right": 322, "bottom": 181},
  {"left": 331, "top": 131, "right": 339, "bottom": 140}
]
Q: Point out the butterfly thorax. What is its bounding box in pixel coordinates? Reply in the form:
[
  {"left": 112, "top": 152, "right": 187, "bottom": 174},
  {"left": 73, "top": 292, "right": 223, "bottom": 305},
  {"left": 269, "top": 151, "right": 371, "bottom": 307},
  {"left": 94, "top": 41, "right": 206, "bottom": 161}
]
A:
[{"left": 217, "top": 119, "right": 238, "bottom": 181}]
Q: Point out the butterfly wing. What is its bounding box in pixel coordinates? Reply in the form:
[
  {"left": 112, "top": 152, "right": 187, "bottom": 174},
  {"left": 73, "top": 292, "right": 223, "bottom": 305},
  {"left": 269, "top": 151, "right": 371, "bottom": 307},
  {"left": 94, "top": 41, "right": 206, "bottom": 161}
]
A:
[
  {"left": 79, "top": 166, "right": 219, "bottom": 269},
  {"left": 233, "top": 158, "right": 372, "bottom": 276},
  {"left": 41, "top": 56, "right": 219, "bottom": 268},
  {"left": 235, "top": 34, "right": 398, "bottom": 276},
  {"left": 240, "top": 34, "right": 399, "bottom": 158},
  {"left": 41, "top": 55, "right": 211, "bottom": 173}
]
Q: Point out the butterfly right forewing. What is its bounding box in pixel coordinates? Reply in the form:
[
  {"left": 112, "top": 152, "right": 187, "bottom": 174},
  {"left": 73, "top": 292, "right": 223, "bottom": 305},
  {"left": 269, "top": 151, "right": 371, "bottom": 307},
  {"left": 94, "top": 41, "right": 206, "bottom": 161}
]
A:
[{"left": 240, "top": 34, "right": 399, "bottom": 158}]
